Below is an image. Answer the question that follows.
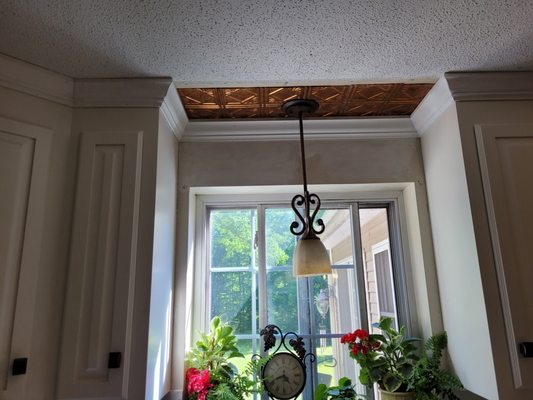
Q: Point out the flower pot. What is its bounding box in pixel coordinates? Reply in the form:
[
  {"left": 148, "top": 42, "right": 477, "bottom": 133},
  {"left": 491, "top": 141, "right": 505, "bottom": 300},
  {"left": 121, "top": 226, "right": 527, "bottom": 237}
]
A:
[{"left": 379, "top": 389, "right": 415, "bottom": 400}]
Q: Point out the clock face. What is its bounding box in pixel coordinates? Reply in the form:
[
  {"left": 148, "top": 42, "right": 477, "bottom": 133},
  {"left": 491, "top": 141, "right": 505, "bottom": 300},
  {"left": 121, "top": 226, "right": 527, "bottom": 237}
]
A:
[{"left": 262, "top": 352, "right": 306, "bottom": 399}]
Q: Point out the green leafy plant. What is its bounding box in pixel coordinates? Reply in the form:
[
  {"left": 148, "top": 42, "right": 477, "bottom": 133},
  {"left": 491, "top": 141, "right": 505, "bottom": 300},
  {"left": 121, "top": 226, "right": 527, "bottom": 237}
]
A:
[
  {"left": 314, "top": 377, "right": 364, "bottom": 400},
  {"left": 407, "top": 332, "right": 463, "bottom": 400},
  {"left": 186, "top": 316, "right": 266, "bottom": 400},
  {"left": 341, "top": 317, "right": 420, "bottom": 393}
]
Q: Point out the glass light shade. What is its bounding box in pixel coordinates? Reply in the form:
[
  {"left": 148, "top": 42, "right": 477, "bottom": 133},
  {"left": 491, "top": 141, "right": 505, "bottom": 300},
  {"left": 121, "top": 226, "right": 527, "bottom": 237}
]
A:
[{"left": 293, "top": 237, "right": 332, "bottom": 276}]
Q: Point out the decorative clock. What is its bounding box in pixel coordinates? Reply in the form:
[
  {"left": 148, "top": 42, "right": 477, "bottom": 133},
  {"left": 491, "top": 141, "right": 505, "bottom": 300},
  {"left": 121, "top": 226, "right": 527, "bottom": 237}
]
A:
[{"left": 259, "top": 325, "right": 316, "bottom": 400}]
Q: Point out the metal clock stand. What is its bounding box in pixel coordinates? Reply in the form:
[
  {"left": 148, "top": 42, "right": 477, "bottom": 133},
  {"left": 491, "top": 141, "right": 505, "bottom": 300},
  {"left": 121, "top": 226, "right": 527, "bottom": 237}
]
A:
[{"left": 258, "top": 325, "right": 316, "bottom": 400}]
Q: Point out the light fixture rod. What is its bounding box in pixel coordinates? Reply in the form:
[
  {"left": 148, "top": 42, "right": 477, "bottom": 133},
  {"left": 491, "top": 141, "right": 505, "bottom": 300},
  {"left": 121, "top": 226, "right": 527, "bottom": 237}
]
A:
[{"left": 298, "top": 110, "right": 308, "bottom": 196}]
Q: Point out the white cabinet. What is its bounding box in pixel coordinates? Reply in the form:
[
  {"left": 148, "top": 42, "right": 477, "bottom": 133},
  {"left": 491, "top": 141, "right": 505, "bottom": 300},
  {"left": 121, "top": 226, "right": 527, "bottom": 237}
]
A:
[
  {"left": 476, "top": 123, "right": 533, "bottom": 391},
  {"left": 57, "top": 130, "right": 143, "bottom": 399},
  {"left": 0, "top": 117, "right": 52, "bottom": 399}
]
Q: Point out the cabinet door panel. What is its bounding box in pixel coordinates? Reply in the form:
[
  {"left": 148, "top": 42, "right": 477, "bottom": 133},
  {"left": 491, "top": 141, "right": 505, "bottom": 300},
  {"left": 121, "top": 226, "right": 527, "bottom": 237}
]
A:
[
  {"left": 476, "top": 124, "right": 533, "bottom": 389},
  {"left": 0, "top": 132, "right": 34, "bottom": 392},
  {"left": 0, "top": 117, "right": 52, "bottom": 400},
  {"left": 58, "top": 131, "right": 142, "bottom": 399}
]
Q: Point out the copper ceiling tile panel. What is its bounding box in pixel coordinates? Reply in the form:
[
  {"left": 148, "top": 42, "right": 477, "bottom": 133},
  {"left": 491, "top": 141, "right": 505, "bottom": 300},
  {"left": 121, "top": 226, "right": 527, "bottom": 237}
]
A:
[
  {"left": 179, "top": 88, "right": 218, "bottom": 105},
  {"left": 186, "top": 107, "right": 223, "bottom": 119},
  {"left": 223, "top": 88, "right": 260, "bottom": 105},
  {"left": 394, "top": 83, "right": 434, "bottom": 101},
  {"left": 267, "top": 87, "right": 304, "bottom": 104},
  {"left": 224, "top": 106, "right": 262, "bottom": 119},
  {"left": 177, "top": 83, "right": 433, "bottom": 119},
  {"left": 343, "top": 101, "right": 383, "bottom": 117},
  {"left": 350, "top": 84, "right": 395, "bottom": 101},
  {"left": 309, "top": 86, "right": 347, "bottom": 103},
  {"left": 313, "top": 103, "right": 342, "bottom": 118},
  {"left": 380, "top": 102, "right": 419, "bottom": 115},
  {"left": 264, "top": 106, "right": 289, "bottom": 118}
]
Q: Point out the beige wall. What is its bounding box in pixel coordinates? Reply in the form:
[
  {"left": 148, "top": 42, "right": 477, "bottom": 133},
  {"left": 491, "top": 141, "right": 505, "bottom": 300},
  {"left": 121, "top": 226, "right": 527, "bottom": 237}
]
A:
[
  {"left": 146, "top": 111, "right": 179, "bottom": 400},
  {"left": 420, "top": 103, "right": 497, "bottom": 399},
  {"left": 178, "top": 138, "right": 425, "bottom": 188}
]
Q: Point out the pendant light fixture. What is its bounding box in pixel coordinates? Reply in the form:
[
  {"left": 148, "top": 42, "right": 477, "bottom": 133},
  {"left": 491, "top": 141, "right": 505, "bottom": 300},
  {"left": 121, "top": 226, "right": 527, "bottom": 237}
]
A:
[{"left": 283, "top": 99, "right": 332, "bottom": 277}]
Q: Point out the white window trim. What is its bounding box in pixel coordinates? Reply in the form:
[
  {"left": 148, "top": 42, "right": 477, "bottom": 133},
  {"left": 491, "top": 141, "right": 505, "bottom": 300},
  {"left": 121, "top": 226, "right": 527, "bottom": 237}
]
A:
[{"left": 188, "top": 186, "right": 416, "bottom": 343}]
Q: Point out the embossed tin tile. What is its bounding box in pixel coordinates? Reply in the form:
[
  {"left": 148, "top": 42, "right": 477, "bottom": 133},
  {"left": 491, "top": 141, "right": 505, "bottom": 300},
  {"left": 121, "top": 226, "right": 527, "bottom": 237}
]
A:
[{"left": 177, "top": 83, "right": 433, "bottom": 119}]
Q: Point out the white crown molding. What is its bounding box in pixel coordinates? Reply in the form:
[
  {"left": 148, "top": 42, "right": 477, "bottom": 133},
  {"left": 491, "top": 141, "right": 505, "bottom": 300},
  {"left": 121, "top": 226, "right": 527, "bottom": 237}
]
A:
[
  {"left": 173, "top": 77, "right": 436, "bottom": 88},
  {"left": 445, "top": 71, "right": 533, "bottom": 101},
  {"left": 161, "top": 85, "right": 188, "bottom": 140},
  {"left": 73, "top": 77, "right": 173, "bottom": 107},
  {"left": 410, "top": 77, "right": 454, "bottom": 135},
  {"left": 0, "top": 53, "right": 74, "bottom": 106},
  {"left": 180, "top": 117, "right": 417, "bottom": 142}
]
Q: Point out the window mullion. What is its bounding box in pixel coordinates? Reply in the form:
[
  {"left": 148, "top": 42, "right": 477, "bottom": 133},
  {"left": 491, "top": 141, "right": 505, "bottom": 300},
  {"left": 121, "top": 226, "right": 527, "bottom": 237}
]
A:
[
  {"left": 257, "top": 205, "right": 268, "bottom": 357},
  {"left": 250, "top": 209, "right": 258, "bottom": 356},
  {"left": 204, "top": 206, "right": 212, "bottom": 331},
  {"left": 350, "top": 202, "right": 374, "bottom": 399},
  {"left": 350, "top": 203, "right": 369, "bottom": 332}
]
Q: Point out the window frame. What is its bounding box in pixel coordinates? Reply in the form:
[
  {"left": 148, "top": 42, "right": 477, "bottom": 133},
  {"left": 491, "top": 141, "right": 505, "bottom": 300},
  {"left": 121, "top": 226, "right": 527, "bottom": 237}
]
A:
[{"left": 190, "top": 189, "right": 416, "bottom": 394}]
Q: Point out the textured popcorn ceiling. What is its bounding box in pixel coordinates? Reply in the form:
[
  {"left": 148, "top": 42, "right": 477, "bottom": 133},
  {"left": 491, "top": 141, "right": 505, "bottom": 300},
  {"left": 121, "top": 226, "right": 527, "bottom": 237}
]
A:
[{"left": 0, "top": 1, "right": 532, "bottom": 85}]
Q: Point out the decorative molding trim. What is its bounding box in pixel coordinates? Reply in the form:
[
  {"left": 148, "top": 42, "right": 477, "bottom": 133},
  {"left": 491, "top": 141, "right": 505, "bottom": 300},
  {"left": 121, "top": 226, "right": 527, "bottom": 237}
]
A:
[
  {"left": 181, "top": 117, "right": 417, "bottom": 142},
  {"left": 161, "top": 86, "right": 188, "bottom": 140},
  {"left": 0, "top": 53, "right": 73, "bottom": 106},
  {"left": 445, "top": 71, "right": 533, "bottom": 101},
  {"left": 73, "top": 78, "right": 173, "bottom": 107},
  {"left": 410, "top": 77, "right": 454, "bottom": 135},
  {"left": 173, "top": 78, "right": 435, "bottom": 88}
]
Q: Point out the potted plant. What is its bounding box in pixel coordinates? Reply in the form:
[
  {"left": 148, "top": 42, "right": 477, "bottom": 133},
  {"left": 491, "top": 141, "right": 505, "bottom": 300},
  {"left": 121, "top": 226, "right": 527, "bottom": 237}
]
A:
[
  {"left": 340, "top": 317, "right": 420, "bottom": 399},
  {"left": 314, "top": 377, "right": 364, "bottom": 400},
  {"left": 341, "top": 317, "right": 463, "bottom": 400},
  {"left": 407, "top": 332, "right": 463, "bottom": 399},
  {"left": 185, "top": 316, "right": 265, "bottom": 400}
]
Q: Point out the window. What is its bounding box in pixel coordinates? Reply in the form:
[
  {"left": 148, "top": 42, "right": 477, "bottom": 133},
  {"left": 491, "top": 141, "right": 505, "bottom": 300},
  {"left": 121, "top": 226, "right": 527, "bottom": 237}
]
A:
[
  {"left": 193, "top": 193, "right": 412, "bottom": 399},
  {"left": 372, "top": 239, "right": 397, "bottom": 327}
]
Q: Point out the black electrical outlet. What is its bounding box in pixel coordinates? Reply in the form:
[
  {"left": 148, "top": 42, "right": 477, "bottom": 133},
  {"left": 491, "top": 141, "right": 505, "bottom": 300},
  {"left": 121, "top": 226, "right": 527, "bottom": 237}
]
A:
[
  {"left": 108, "top": 352, "right": 121, "bottom": 369},
  {"left": 12, "top": 358, "right": 27, "bottom": 375}
]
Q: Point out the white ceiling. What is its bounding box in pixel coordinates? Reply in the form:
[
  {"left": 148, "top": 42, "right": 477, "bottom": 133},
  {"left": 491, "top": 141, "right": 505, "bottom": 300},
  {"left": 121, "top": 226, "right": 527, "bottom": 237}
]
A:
[{"left": 1, "top": 0, "right": 532, "bottom": 86}]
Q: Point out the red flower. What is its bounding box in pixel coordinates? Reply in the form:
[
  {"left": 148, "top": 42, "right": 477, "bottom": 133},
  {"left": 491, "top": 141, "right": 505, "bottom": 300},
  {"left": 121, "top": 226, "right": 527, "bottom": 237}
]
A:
[
  {"left": 186, "top": 368, "right": 212, "bottom": 399},
  {"left": 341, "top": 332, "right": 357, "bottom": 344},
  {"left": 354, "top": 329, "right": 369, "bottom": 340},
  {"left": 351, "top": 343, "right": 362, "bottom": 355},
  {"left": 341, "top": 329, "right": 370, "bottom": 344},
  {"left": 342, "top": 328, "right": 379, "bottom": 359}
]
